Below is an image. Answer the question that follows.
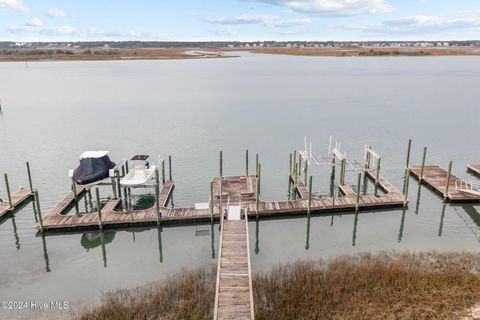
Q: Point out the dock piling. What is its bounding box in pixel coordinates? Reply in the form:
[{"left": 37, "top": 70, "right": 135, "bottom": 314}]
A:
[
  {"left": 289, "top": 153, "right": 292, "bottom": 175},
  {"left": 355, "top": 173, "right": 361, "bottom": 212},
  {"left": 419, "top": 147, "right": 427, "bottom": 181},
  {"left": 155, "top": 168, "right": 160, "bottom": 224},
  {"left": 246, "top": 150, "right": 249, "bottom": 176},
  {"left": 95, "top": 188, "right": 103, "bottom": 230},
  {"left": 405, "top": 139, "right": 412, "bottom": 169},
  {"left": 403, "top": 168, "right": 410, "bottom": 208},
  {"left": 26, "top": 162, "right": 34, "bottom": 193},
  {"left": 258, "top": 163, "right": 261, "bottom": 194},
  {"left": 304, "top": 160, "right": 308, "bottom": 184},
  {"left": 220, "top": 151, "right": 223, "bottom": 177},
  {"left": 256, "top": 154, "right": 259, "bottom": 177},
  {"left": 307, "top": 176, "right": 312, "bottom": 216},
  {"left": 168, "top": 156, "right": 172, "bottom": 180},
  {"left": 255, "top": 177, "right": 259, "bottom": 217},
  {"left": 162, "top": 160, "right": 165, "bottom": 185},
  {"left": 210, "top": 181, "right": 214, "bottom": 221},
  {"left": 3, "top": 173, "right": 12, "bottom": 208},
  {"left": 375, "top": 158, "right": 381, "bottom": 187},
  {"left": 34, "top": 190, "right": 43, "bottom": 232},
  {"left": 444, "top": 161, "right": 453, "bottom": 200},
  {"left": 111, "top": 177, "right": 117, "bottom": 199}
]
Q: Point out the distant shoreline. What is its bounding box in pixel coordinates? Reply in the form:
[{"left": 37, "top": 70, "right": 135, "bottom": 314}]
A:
[{"left": 1, "top": 46, "right": 479, "bottom": 62}]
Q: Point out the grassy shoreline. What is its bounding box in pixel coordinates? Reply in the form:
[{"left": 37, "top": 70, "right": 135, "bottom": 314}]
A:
[
  {"left": 1, "top": 46, "right": 479, "bottom": 62},
  {"left": 76, "top": 251, "right": 480, "bottom": 320}
]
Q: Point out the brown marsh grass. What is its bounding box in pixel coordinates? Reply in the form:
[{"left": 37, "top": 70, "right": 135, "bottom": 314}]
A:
[{"left": 76, "top": 251, "right": 480, "bottom": 320}]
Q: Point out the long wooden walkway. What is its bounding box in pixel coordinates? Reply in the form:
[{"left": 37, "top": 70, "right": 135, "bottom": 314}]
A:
[
  {"left": 214, "top": 213, "right": 254, "bottom": 320},
  {"left": 0, "top": 187, "right": 34, "bottom": 218},
  {"left": 467, "top": 164, "right": 480, "bottom": 178},
  {"left": 409, "top": 165, "right": 480, "bottom": 202}
]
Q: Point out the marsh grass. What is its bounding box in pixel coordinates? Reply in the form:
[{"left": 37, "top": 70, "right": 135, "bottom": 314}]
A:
[{"left": 77, "top": 251, "right": 480, "bottom": 320}]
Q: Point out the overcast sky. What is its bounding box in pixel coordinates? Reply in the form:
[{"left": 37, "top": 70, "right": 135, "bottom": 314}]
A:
[{"left": 1, "top": 0, "right": 479, "bottom": 41}]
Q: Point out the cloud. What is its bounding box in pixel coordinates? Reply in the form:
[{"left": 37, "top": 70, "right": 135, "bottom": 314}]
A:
[
  {"left": 210, "top": 27, "right": 237, "bottom": 36},
  {"left": 354, "top": 13, "right": 480, "bottom": 34},
  {"left": 54, "top": 25, "right": 76, "bottom": 34},
  {"left": 255, "top": 0, "right": 393, "bottom": 16},
  {"left": 0, "top": 0, "right": 29, "bottom": 13},
  {"left": 204, "top": 14, "right": 312, "bottom": 27},
  {"left": 46, "top": 7, "right": 67, "bottom": 18},
  {"left": 26, "top": 18, "right": 44, "bottom": 28}
]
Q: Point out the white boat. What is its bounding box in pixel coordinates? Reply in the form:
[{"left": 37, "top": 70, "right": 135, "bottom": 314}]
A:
[{"left": 120, "top": 155, "right": 157, "bottom": 187}]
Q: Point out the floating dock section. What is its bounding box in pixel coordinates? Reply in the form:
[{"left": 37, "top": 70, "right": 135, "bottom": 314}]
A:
[
  {"left": 409, "top": 165, "right": 480, "bottom": 203},
  {"left": 467, "top": 164, "right": 480, "bottom": 178},
  {"left": 0, "top": 187, "right": 34, "bottom": 218}
]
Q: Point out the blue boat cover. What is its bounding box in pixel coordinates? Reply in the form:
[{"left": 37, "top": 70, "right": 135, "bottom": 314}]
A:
[{"left": 73, "top": 155, "right": 115, "bottom": 185}]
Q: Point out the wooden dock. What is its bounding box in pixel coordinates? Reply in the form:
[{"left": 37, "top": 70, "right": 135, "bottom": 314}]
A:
[
  {"left": 467, "top": 164, "right": 480, "bottom": 178},
  {"left": 0, "top": 187, "right": 34, "bottom": 218},
  {"left": 214, "top": 212, "right": 254, "bottom": 320},
  {"left": 409, "top": 165, "right": 480, "bottom": 202},
  {"left": 38, "top": 169, "right": 406, "bottom": 233}
]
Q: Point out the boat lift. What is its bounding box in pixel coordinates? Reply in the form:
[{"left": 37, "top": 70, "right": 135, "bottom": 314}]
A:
[{"left": 455, "top": 180, "right": 480, "bottom": 197}]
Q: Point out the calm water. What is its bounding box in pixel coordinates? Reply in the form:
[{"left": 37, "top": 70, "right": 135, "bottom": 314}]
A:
[{"left": 1, "top": 53, "right": 480, "bottom": 319}]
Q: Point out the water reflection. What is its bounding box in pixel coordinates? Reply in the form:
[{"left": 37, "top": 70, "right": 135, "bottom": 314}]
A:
[
  {"left": 415, "top": 183, "right": 422, "bottom": 215},
  {"left": 41, "top": 235, "right": 51, "bottom": 272},
  {"left": 352, "top": 212, "right": 359, "bottom": 246},
  {"left": 255, "top": 218, "right": 259, "bottom": 255},
  {"left": 80, "top": 231, "right": 115, "bottom": 250},
  {"left": 438, "top": 203, "right": 447, "bottom": 237},
  {"left": 11, "top": 216, "right": 20, "bottom": 250},
  {"left": 305, "top": 215, "right": 311, "bottom": 250},
  {"left": 398, "top": 209, "right": 406, "bottom": 243},
  {"left": 157, "top": 226, "right": 163, "bottom": 263}
]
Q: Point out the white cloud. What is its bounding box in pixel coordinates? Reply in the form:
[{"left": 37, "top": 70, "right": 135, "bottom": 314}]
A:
[
  {"left": 55, "top": 25, "right": 76, "bottom": 34},
  {"left": 356, "top": 13, "right": 480, "bottom": 34},
  {"left": 0, "top": 0, "right": 29, "bottom": 13},
  {"left": 204, "top": 14, "right": 312, "bottom": 27},
  {"left": 255, "top": 0, "right": 393, "bottom": 16},
  {"left": 26, "top": 18, "right": 44, "bottom": 28},
  {"left": 210, "top": 27, "right": 237, "bottom": 36},
  {"left": 46, "top": 7, "right": 67, "bottom": 18}
]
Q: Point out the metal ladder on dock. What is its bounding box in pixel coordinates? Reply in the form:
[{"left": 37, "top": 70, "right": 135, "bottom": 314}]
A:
[{"left": 213, "top": 197, "right": 254, "bottom": 320}]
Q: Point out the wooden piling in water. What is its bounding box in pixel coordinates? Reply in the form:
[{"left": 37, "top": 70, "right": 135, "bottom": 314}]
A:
[
  {"left": 375, "top": 158, "right": 381, "bottom": 187},
  {"left": 155, "top": 168, "right": 160, "bottom": 224},
  {"left": 258, "top": 163, "right": 261, "bottom": 194},
  {"left": 245, "top": 150, "right": 249, "bottom": 176},
  {"left": 210, "top": 181, "right": 214, "bottom": 221},
  {"left": 289, "top": 153, "right": 292, "bottom": 175},
  {"left": 419, "top": 147, "right": 427, "bottom": 181},
  {"left": 220, "top": 151, "right": 223, "bottom": 177},
  {"left": 403, "top": 168, "right": 410, "bottom": 208},
  {"left": 405, "top": 139, "right": 412, "bottom": 169},
  {"left": 162, "top": 160, "right": 165, "bottom": 185},
  {"left": 26, "top": 162, "right": 33, "bottom": 193},
  {"left": 95, "top": 188, "right": 103, "bottom": 230},
  {"left": 34, "top": 190, "right": 43, "bottom": 232},
  {"left": 355, "top": 173, "right": 361, "bottom": 212},
  {"left": 168, "top": 156, "right": 172, "bottom": 180},
  {"left": 255, "top": 177, "right": 259, "bottom": 217},
  {"left": 256, "top": 154, "right": 259, "bottom": 177},
  {"left": 111, "top": 177, "right": 117, "bottom": 199},
  {"left": 444, "top": 161, "right": 453, "bottom": 200},
  {"left": 307, "top": 176, "right": 312, "bottom": 216},
  {"left": 4, "top": 173, "right": 12, "bottom": 208},
  {"left": 304, "top": 160, "right": 308, "bottom": 184}
]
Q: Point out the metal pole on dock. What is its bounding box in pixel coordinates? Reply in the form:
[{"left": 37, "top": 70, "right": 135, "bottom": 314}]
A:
[
  {"left": 168, "top": 156, "right": 172, "bottom": 180},
  {"left": 419, "top": 147, "right": 427, "bottom": 181},
  {"left": 375, "top": 158, "right": 381, "bottom": 187},
  {"left": 34, "top": 190, "right": 43, "bottom": 232},
  {"left": 3, "top": 173, "right": 12, "bottom": 208},
  {"left": 245, "top": 150, "right": 249, "bottom": 176},
  {"left": 155, "top": 168, "right": 161, "bottom": 224},
  {"left": 307, "top": 176, "right": 312, "bottom": 216},
  {"left": 162, "top": 160, "right": 165, "bottom": 185},
  {"left": 444, "top": 161, "right": 453, "bottom": 200},
  {"left": 95, "top": 188, "right": 103, "bottom": 230},
  {"left": 219, "top": 151, "right": 223, "bottom": 177},
  {"left": 355, "top": 173, "right": 361, "bottom": 212},
  {"left": 405, "top": 139, "right": 412, "bottom": 169},
  {"left": 26, "top": 162, "right": 34, "bottom": 193},
  {"left": 403, "top": 168, "right": 410, "bottom": 208}
]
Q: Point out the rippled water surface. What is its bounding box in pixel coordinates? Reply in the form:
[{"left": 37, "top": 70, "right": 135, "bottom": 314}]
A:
[{"left": 1, "top": 53, "right": 480, "bottom": 318}]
